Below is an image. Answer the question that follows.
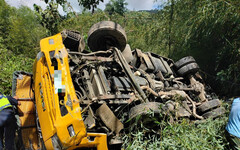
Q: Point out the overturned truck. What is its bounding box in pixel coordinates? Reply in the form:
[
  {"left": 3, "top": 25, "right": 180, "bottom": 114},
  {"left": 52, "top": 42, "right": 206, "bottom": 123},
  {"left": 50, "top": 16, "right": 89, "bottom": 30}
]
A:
[{"left": 13, "top": 21, "right": 225, "bottom": 149}]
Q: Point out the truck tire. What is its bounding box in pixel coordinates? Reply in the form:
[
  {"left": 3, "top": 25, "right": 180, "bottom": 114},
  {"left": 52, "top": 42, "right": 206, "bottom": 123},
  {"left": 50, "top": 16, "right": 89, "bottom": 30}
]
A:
[
  {"left": 197, "top": 99, "right": 222, "bottom": 113},
  {"left": 87, "top": 21, "right": 127, "bottom": 52},
  {"left": 177, "top": 62, "right": 200, "bottom": 76},
  {"left": 174, "top": 56, "right": 196, "bottom": 70},
  {"left": 202, "top": 107, "right": 225, "bottom": 119},
  {"left": 129, "top": 102, "right": 162, "bottom": 120}
]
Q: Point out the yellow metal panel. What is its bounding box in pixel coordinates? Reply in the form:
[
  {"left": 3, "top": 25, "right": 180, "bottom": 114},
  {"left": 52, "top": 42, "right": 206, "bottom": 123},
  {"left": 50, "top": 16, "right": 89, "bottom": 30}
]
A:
[
  {"left": 40, "top": 33, "right": 63, "bottom": 53},
  {"left": 15, "top": 74, "right": 39, "bottom": 150},
  {"left": 34, "top": 58, "right": 55, "bottom": 141},
  {"left": 16, "top": 75, "right": 34, "bottom": 99},
  {"left": 44, "top": 138, "right": 54, "bottom": 150},
  {"left": 20, "top": 128, "right": 38, "bottom": 149},
  {"left": 35, "top": 33, "right": 89, "bottom": 149},
  {"left": 67, "top": 133, "right": 108, "bottom": 150}
]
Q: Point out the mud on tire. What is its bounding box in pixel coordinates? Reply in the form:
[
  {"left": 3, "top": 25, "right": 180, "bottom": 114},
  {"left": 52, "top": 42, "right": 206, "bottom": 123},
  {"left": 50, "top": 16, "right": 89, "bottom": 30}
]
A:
[
  {"left": 174, "top": 56, "right": 196, "bottom": 70},
  {"left": 129, "top": 102, "right": 163, "bottom": 120},
  {"left": 176, "top": 62, "right": 200, "bottom": 76},
  {"left": 87, "top": 21, "right": 127, "bottom": 52}
]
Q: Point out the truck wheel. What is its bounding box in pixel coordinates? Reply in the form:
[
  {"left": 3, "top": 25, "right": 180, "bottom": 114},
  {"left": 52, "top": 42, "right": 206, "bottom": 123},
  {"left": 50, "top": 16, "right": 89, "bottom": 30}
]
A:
[
  {"left": 197, "top": 99, "right": 222, "bottom": 113},
  {"left": 174, "top": 56, "right": 196, "bottom": 70},
  {"left": 176, "top": 62, "right": 200, "bottom": 76},
  {"left": 129, "top": 102, "right": 163, "bottom": 120},
  {"left": 87, "top": 21, "right": 127, "bottom": 52},
  {"left": 202, "top": 107, "right": 225, "bottom": 119}
]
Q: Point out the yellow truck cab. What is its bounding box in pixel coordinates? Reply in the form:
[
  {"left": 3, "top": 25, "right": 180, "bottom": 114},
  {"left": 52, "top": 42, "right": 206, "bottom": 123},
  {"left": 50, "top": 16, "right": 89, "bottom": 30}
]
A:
[
  {"left": 14, "top": 32, "right": 107, "bottom": 150},
  {"left": 33, "top": 33, "right": 107, "bottom": 149}
]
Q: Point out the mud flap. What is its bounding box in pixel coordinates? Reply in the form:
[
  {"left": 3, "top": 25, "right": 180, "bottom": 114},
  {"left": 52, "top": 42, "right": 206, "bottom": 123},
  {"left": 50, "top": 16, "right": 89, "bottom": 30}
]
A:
[{"left": 96, "top": 103, "right": 124, "bottom": 135}]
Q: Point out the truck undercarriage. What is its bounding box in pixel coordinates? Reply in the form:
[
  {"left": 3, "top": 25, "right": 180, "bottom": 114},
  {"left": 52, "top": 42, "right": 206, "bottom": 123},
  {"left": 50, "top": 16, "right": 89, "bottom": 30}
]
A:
[{"left": 12, "top": 21, "right": 225, "bottom": 149}]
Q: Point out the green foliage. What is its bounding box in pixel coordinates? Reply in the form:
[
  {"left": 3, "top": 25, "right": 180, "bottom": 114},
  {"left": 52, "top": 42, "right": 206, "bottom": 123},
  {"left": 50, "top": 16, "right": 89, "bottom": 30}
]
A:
[
  {"left": 148, "top": 0, "right": 240, "bottom": 96},
  {"left": 34, "top": 2, "right": 62, "bottom": 35},
  {"left": 183, "top": 0, "right": 240, "bottom": 73},
  {"left": 0, "top": 0, "right": 46, "bottom": 94},
  {"left": 7, "top": 6, "right": 47, "bottom": 56},
  {"left": 105, "top": 0, "right": 128, "bottom": 16},
  {"left": 78, "top": 0, "right": 103, "bottom": 14},
  {"left": 0, "top": 0, "right": 14, "bottom": 41},
  {"left": 123, "top": 115, "right": 229, "bottom": 149},
  {"left": 186, "top": 0, "right": 240, "bottom": 95},
  {"left": 0, "top": 47, "right": 34, "bottom": 95},
  {"left": 0, "top": 0, "right": 47, "bottom": 56}
]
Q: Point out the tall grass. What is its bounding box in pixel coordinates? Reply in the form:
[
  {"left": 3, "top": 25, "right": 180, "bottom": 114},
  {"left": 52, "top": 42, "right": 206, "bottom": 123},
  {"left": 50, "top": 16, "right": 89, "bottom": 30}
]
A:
[{"left": 123, "top": 111, "right": 229, "bottom": 150}]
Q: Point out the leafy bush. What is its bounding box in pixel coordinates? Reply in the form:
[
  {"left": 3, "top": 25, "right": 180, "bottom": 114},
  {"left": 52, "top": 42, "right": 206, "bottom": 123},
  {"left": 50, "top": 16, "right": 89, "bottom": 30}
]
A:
[
  {"left": 7, "top": 6, "right": 47, "bottom": 57},
  {"left": 0, "top": 1, "right": 46, "bottom": 94},
  {"left": 0, "top": 47, "right": 34, "bottom": 94}
]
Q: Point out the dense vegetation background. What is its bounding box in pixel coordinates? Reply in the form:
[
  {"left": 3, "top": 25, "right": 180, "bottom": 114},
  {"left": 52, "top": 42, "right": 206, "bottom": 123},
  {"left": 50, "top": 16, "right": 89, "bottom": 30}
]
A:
[{"left": 0, "top": 0, "right": 239, "bottom": 149}]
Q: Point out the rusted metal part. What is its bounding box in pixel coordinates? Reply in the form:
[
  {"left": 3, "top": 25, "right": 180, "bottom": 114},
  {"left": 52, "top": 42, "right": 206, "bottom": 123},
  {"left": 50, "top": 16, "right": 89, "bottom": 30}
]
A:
[
  {"left": 109, "top": 137, "right": 123, "bottom": 145},
  {"left": 126, "top": 95, "right": 136, "bottom": 104},
  {"left": 131, "top": 49, "right": 142, "bottom": 68},
  {"left": 158, "top": 90, "right": 185, "bottom": 97},
  {"left": 154, "top": 80, "right": 164, "bottom": 90},
  {"left": 195, "top": 72, "right": 203, "bottom": 80},
  {"left": 81, "top": 99, "right": 129, "bottom": 105},
  {"left": 98, "top": 100, "right": 129, "bottom": 104},
  {"left": 140, "top": 86, "right": 158, "bottom": 97},
  {"left": 96, "top": 103, "right": 124, "bottom": 135},
  {"left": 175, "top": 104, "right": 191, "bottom": 118},
  {"left": 159, "top": 57, "right": 173, "bottom": 76},
  {"left": 133, "top": 50, "right": 155, "bottom": 72},
  {"left": 97, "top": 94, "right": 131, "bottom": 100},
  {"left": 141, "top": 53, "right": 155, "bottom": 72},
  {"left": 158, "top": 90, "right": 204, "bottom": 120},
  {"left": 189, "top": 76, "right": 207, "bottom": 102},
  {"left": 165, "top": 87, "right": 194, "bottom": 91},
  {"left": 138, "top": 69, "right": 156, "bottom": 89},
  {"left": 181, "top": 101, "right": 192, "bottom": 113},
  {"left": 68, "top": 49, "right": 113, "bottom": 55},
  {"left": 90, "top": 69, "right": 105, "bottom": 96},
  {"left": 81, "top": 56, "right": 113, "bottom": 62},
  {"left": 122, "top": 44, "right": 134, "bottom": 64},
  {"left": 186, "top": 95, "right": 204, "bottom": 120},
  {"left": 112, "top": 76, "right": 132, "bottom": 91},
  {"left": 84, "top": 106, "right": 96, "bottom": 129},
  {"left": 156, "top": 71, "right": 165, "bottom": 81},
  {"left": 114, "top": 48, "right": 149, "bottom": 102},
  {"left": 71, "top": 63, "right": 88, "bottom": 75},
  {"left": 164, "top": 100, "right": 191, "bottom": 118},
  {"left": 97, "top": 66, "right": 111, "bottom": 94},
  {"left": 81, "top": 69, "right": 96, "bottom": 100}
]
